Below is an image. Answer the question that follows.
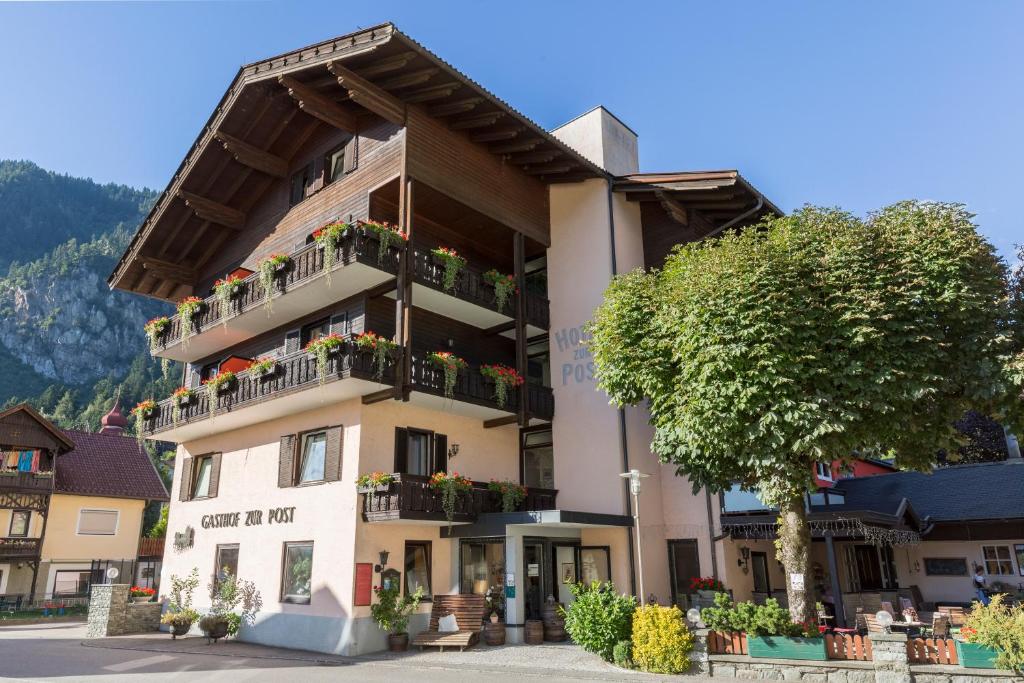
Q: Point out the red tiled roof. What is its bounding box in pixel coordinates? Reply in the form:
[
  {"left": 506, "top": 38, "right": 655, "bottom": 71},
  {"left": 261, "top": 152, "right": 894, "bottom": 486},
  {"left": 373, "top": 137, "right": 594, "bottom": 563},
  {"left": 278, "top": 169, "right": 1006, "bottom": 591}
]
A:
[{"left": 55, "top": 429, "right": 169, "bottom": 501}]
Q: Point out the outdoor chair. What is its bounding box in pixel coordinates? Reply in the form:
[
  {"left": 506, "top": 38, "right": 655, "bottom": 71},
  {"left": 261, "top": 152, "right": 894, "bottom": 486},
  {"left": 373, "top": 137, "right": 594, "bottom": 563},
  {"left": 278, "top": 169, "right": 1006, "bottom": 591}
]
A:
[
  {"left": 410, "top": 594, "right": 486, "bottom": 652},
  {"left": 880, "top": 601, "right": 897, "bottom": 618},
  {"left": 899, "top": 597, "right": 915, "bottom": 614},
  {"left": 863, "top": 613, "right": 885, "bottom": 634}
]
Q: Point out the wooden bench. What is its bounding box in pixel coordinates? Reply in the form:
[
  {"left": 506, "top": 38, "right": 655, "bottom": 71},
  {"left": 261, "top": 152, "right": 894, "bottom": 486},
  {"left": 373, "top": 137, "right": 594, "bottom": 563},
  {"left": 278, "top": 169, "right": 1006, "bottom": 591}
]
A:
[{"left": 411, "top": 594, "right": 486, "bottom": 652}]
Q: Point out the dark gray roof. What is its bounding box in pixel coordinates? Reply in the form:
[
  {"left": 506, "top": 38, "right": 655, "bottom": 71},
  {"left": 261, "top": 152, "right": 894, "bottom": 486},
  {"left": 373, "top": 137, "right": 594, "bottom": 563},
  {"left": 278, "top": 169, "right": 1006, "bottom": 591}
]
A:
[{"left": 834, "top": 460, "right": 1024, "bottom": 522}]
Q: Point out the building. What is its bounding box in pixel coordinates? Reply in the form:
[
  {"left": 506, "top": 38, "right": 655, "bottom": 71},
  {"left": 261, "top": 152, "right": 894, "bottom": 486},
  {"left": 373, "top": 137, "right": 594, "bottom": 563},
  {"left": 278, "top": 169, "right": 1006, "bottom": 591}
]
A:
[
  {"left": 111, "top": 23, "right": 780, "bottom": 654},
  {"left": 0, "top": 402, "right": 169, "bottom": 607}
]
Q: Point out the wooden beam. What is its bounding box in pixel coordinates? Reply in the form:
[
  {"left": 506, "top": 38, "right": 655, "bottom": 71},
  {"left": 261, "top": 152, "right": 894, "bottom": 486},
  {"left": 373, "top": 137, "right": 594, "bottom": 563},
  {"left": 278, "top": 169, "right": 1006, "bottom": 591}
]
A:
[
  {"left": 176, "top": 190, "right": 245, "bottom": 229},
  {"left": 140, "top": 256, "right": 197, "bottom": 284},
  {"left": 361, "top": 388, "right": 395, "bottom": 405},
  {"left": 403, "top": 82, "right": 462, "bottom": 103},
  {"left": 656, "top": 191, "right": 689, "bottom": 226},
  {"left": 483, "top": 320, "right": 516, "bottom": 336},
  {"left": 355, "top": 51, "right": 416, "bottom": 77},
  {"left": 327, "top": 61, "right": 406, "bottom": 125},
  {"left": 378, "top": 67, "right": 438, "bottom": 90},
  {"left": 490, "top": 138, "right": 542, "bottom": 154},
  {"left": 524, "top": 163, "right": 575, "bottom": 176},
  {"left": 213, "top": 131, "right": 288, "bottom": 178},
  {"left": 427, "top": 97, "right": 483, "bottom": 117},
  {"left": 278, "top": 74, "right": 357, "bottom": 132},
  {"left": 449, "top": 111, "right": 505, "bottom": 130},
  {"left": 471, "top": 127, "right": 523, "bottom": 143},
  {"left": 365, "top": 277, "right": 398, "bottom": 299},
  {"left": 514, "top": 232, "right": 528, "bottom": 427},
  {"left": 508, "top": 150, "right": 561, "bottom": 165},
  {"left": 483, "top": 415, "right": 519, "bottom": 429}
]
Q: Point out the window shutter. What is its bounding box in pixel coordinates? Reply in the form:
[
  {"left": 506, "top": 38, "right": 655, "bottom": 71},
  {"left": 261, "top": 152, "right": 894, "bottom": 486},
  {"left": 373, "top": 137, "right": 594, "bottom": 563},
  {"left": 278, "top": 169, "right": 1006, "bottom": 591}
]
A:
[
  {"left": 394, "top": 427, "right": 408, "bottom": 474},
  {"left": 311, "top": 157, "right": 325, "bottom": 193},
  {"left": 186, "top": 365, "right": 201, "bottom": 389},
  {"left": 343, "top": 135, "right": 359, "bottom": 174},
  {"left": 330, "top": 313, "right": 347, "bottom": 336},
  {"left": 207, "top": 453, "right": 222, "bottom": 498},
  {"left": 325, "top": 426, "right": 343, "bottom": 482},
  {"left": 178, "top": 457, "right": 193, "bottom": 502},
  {"left": 278, "top": 435, "right": 296, "bottom": 488},
  {"left": 284, "top": 329, "right": 301, "bottom": 355},
  {"left": 433, "top": 433, "right": 448, "bottom": 473}
]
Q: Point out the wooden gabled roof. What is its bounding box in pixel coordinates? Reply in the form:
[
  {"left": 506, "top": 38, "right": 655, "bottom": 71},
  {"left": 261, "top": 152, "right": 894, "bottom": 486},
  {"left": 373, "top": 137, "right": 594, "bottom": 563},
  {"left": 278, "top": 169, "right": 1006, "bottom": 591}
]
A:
[
  {"left": 0, "top": 404, "right": 76, "bottom": 454},
  {"left": 108, "top": 23, "right": 604, "bottom": 302}
]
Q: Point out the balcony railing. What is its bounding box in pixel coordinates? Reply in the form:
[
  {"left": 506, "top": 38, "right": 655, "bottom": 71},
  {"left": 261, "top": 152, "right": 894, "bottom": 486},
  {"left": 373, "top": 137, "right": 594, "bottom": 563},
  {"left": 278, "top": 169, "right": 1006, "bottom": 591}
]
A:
[
  {"left": 0, "top": 537, "right": 42, "bottom": 560},
  {"left": 0, "top": 471, "right": 54, "bottom": 493},
  {"left": 138, "top": 537, "right": 166, "bottom": 558},
  {"left": 360, "top": 473, "right": 558, "bottom": 524}
]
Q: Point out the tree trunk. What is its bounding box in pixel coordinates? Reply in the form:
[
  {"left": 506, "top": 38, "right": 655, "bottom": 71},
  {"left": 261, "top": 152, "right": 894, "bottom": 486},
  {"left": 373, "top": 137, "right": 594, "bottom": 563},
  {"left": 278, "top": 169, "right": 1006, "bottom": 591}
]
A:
[{"left": 777, "top": 493, "right": 813, "bottom": 625}]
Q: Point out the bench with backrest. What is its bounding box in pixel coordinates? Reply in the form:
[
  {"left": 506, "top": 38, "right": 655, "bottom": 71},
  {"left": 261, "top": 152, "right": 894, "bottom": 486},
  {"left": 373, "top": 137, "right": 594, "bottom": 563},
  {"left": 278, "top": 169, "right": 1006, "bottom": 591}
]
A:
[{"left": 411, "top": 594, "right": 486, "bottom": 652}]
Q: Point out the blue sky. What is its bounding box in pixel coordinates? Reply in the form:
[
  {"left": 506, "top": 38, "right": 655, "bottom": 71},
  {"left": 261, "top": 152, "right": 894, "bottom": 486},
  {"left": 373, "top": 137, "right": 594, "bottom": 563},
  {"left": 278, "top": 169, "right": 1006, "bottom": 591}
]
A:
[{"left": 0, "top": 1, "right": 1020, "bottom": 261}]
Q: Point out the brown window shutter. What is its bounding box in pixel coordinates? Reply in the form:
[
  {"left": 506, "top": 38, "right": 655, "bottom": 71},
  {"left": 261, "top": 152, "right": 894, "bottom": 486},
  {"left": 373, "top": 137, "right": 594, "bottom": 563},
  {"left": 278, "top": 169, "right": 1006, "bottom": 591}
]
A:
[
  {"left": 433, "top": 433, "right": 448, "bottom": 473},
  {"left": 343, "top": 135, "right": 359, "bottom": 174},
  {"left": 330, "top": 313, "right": 347, "bottom": 336},
  {"left": 394, "top": 427, "right": 408, "bottom": 474},
  {"left": 325, "top": 426, "right": 343, "bottom": 482},
  {"left": 284, "top": 329, "right": 301, "bottom": 355},
  {"left": 207, "top": 453, "right": 222, "bottom": 498},
  {"left": 311, "top": 158, "right": 325, "bottom": 193},
  {"left": 278, "top": 435, "right": 296, "bottom": 488},
  {"left": 178, "top": 457, "right": 193, "bottom": 502}
]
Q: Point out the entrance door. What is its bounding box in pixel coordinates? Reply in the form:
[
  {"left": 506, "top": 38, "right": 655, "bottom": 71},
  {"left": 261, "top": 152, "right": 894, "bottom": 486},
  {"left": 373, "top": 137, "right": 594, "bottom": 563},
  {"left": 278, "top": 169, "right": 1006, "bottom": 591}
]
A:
[
  {"left": 667, "top": 540, "right": 700, "bottom": 607},
  {"left": 854, "top": 545, "right": 884, "bottom": 590},
  {"left": 751, "top": 552, "right": 771, "bottom": 594},
  {"left": 524, "top": 542, "right": 545, "bottom": 621},
  {"left": 552, "top": 543, "right": 578, "bottom": 605}
]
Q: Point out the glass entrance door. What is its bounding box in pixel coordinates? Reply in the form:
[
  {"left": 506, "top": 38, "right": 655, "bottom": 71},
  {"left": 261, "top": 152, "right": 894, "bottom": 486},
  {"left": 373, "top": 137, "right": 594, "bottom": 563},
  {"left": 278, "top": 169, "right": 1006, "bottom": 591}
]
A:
[{"left": 524, "top": 542, "right": 545, "bottom": 620}]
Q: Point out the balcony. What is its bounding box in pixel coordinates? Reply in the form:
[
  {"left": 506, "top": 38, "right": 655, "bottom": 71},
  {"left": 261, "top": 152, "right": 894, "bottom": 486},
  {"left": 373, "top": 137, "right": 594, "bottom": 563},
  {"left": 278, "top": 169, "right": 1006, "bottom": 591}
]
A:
[
  {"left": 0, "top": 537, "right": 41, "bottom": 560},
  {"left": 151, "top": 231, "right": 402, "bottom": 363},
  {"left": 361, "top": 474, "right": 558, "bottom": 524},
  {"left": 0, "top": 471, "right": 54, "bottom": 493}
]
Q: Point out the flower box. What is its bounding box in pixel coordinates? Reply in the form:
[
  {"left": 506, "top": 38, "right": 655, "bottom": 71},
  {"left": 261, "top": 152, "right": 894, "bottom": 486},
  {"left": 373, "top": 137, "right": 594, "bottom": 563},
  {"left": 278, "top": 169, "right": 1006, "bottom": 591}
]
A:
[
  {"left": 954, "top": 640, "right": 998, "bottom": 669},
  {"left": 746, "top": 636, "right": 827, "bottom": 661}
]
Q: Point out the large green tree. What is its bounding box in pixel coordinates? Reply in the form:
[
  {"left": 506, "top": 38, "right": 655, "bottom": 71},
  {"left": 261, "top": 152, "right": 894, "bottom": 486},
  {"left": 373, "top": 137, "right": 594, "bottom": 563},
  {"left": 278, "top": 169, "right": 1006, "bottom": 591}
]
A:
[{"left": 588, "top": 201, "right": 1023, "bottom": 622}]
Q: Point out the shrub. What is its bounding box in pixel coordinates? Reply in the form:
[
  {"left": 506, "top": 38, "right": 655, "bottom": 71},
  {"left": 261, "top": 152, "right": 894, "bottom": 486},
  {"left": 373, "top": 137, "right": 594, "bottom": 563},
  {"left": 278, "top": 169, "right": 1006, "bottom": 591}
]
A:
[
  {"left": 962, "top": 594, "right": 1024, "bottom": 672},
  {"left": 612, "top": 639, "right": 633, "bottom": 669},
  {"left": 631, "top": 604, "right": 694, "bottom": 673},
  {"left": 701, "top": 592, "right": 816, "bottom": 637},
  {"left": 561, "top": 581, "right": 637, "bottom": 662}
]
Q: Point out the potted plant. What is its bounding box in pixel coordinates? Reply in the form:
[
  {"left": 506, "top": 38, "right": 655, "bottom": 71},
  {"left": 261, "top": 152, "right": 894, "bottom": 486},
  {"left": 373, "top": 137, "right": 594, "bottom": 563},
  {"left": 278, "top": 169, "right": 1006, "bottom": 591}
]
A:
[
  {"left": 479, "top": 364, "right": 524, "bottom": 409},
  {"left": 247, "top": 356, "right": 277, "bottom": 379},
  {"left": 305, "top": 332, "right": 346, "bottom": 385},
  {"left": 203, "top": 571, "right": 262, "bottom": 644},
  {"left": 199, "top": 613, "right": 231, "bottom": 643},
  {"left": 428, "top": 471, "right": 472, "bottom": 526},
  {"left": 162, "top": 568, "right": 201, "bottom": 639},
  {"left": 312, "top": 221, "right": 350, "bottom": 283},
  {"left": 161, "top": 609, "right": 199, "bottom": 639},
  {"left": 483, "top": 269, "right": 518, "bottom": 314},
  {"left": 689, "top": 576, "right": 726, "bottom": 601},
  {"left": 202, "top": 370, "right": 236, "bottom": 419},
  {"left": 701, "top": 592, "right": 826, "bottom": 661},
  {"left": 171, "top": 387, "right": 193, "bottom": 428},
  {"left": 488, "top": 479, "right": 527, "bottom": 512},
  {"left": 356, "top": 471, "right": 396, "bottom": 493},
  {"left": 427, "top": 351, "right": 467, "bottom": 400},
  {"left": 177, "top": 296, "right": 204, "bottom": 347},
  {"left": 129, "top": 586, "right": 156, "bottom": 603},
  {"left": 370, "top": 583, "right": 424, "bottom": 652},
  {"left": 361, "top": 220, "right": 408, "bottom": 266},
  {"left": 131, "top": 399, "right": 157, "bottom": 443},
  {"left": 354, "top": 331, "right": 397, "bottom": 382},
  {"left": 484, "top": 588, "right": 507, "bottom": 645},
  {"left": 956, "top": 595, "right": 1023, "bottom": 670},
  {"left": 430, "top": 246, "right": 466, "bottom": 292},
  {"left": 143, "top": 316, "right": 170, "bottom": 350},
  {"left": 213, "top": 274, "right": 245, "bottom": 325}
]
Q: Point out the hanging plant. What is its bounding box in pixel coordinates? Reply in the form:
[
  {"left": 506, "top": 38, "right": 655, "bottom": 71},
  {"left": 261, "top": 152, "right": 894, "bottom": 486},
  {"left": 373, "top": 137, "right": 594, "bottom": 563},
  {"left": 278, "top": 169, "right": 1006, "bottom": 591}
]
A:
[
  {"left": 483, "top": 269, "right": 518, "bottom": 314},
  {"left": 356, "top": 471, "right": 396, "bottom": 492},
  {"left": 305, "top": 333, "right": 346, "bottom": 386},
  {"left": 362, "top": 221, "right": 408, "bottom": 266},
  {"left": 480, "top": 364, "right": 524, "bottom": 409},
  {"left": 354, "top": 331, "right": 398, "bottom": 382},
  {"left": 161, "top": 357, "right": 172, "bottom": 379},
  {"left": 213, "top": 274, "right": 245, "bottom": 327},
  {"left": 177, "top": 296, "right": 204, "bottom": 347},
  {"left": 430, "top": 246, "right": 467, "bottom": 293},
  {"left": 427, "top": 351, "right": 467, "bottom": 400},
  {"left": 131, "top": 399, "right": 157, "bottom": 443},
  {"left": 312, "top": 222, "right": 350, "bottom": 285},
  {"left": 428, "top": 471, "right": 472, "bottom": 526},
  {"left": 247, "top": 356, "right": 277, "bottom": 378},
  {"left": 171, "top": 387, "right": 193, "bottom": 428},
  {"left": 202, "top": 370, "right": 236, "bottom": 419},
  {"left": 487, "top": 479, "right": 527, "bottom": 513},
  {"left": 143, "top": 316, "right": 170, "bottom": 350},
  {"left": 258, "top": 253, "right": 290, "bottom": 314}
]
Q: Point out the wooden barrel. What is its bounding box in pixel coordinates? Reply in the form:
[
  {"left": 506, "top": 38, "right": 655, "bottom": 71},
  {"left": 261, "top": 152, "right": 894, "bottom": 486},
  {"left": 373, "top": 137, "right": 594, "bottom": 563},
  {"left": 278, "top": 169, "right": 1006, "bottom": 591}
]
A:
[
  {"left": 542, "top": 602, "right": 564, "bottom": 624},
  {"left": 483, "top": 621, "right": 506, "bottom": 646},
  {"left": 524, "top": 619, "right": 544, "bottom": 645},
  {"left": 543, "top": 620, "right": 566, "bottom": 642}
]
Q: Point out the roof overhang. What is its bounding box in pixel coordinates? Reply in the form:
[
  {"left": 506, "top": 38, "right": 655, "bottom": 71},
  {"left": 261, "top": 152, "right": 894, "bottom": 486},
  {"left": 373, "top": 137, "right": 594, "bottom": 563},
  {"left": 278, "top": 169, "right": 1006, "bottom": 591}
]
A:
[
  {"left": 441, "top": 509, "right": 633, "bottom": 538},
  {"left": 0, "top": 404, "right": 76, "bottom": 453}
]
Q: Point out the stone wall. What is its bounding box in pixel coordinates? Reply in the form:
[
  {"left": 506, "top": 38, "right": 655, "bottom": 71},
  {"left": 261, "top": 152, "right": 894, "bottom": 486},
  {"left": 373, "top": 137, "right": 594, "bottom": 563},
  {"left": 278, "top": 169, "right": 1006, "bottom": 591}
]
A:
[{"left": 86, "top": 584, "right": 162, "bottom": 638}]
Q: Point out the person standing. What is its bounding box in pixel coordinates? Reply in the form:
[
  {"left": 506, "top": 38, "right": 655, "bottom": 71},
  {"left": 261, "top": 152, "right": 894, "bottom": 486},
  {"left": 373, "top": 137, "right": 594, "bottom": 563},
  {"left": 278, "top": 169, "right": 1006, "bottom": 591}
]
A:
[{"left": 973, "top": 566, "right": 990, "bottom": 606}]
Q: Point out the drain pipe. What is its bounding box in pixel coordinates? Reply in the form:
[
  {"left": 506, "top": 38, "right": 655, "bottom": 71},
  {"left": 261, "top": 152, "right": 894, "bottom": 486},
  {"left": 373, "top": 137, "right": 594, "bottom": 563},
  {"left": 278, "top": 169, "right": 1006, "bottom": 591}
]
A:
[
  {"left": 606, "top": 178, "right": 638, "bottom": 597},
  {"left": 705, "top": 490, "right": 721, "bottom": 580},
  {"left": 703, "top": 195, "right": 764, "bottom": 240}
]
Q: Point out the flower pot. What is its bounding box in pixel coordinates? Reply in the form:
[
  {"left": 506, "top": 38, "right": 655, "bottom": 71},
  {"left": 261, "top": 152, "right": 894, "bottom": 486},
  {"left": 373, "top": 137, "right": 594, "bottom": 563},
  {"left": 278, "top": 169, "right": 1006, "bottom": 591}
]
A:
[
  {"left": 274, "top": 261, "right": 288, "bottom": 273},
  {"left": 388, "top": 632, "right": 409, "bottom": 652},
  {"left": 954, "top": 640, "right": 998, "bottom": 669},
  {"left": 203, "top": 620, "right": 229, "bottom": 643},
  {"left": 170, "top": 620, "right": 192, "bottom": 639},
  {"left": 130, "top": 596, "right": 151, "bottom": 604},
  {"left": 746, "top": 636, "right": 827, "bottom": 661}
]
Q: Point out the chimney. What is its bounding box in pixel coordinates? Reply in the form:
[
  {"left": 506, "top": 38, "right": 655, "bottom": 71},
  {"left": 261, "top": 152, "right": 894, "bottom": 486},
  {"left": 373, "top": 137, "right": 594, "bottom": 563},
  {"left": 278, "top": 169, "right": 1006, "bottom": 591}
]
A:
[{"left": 551, "top": 106, "right": 638, "bottom": 177}]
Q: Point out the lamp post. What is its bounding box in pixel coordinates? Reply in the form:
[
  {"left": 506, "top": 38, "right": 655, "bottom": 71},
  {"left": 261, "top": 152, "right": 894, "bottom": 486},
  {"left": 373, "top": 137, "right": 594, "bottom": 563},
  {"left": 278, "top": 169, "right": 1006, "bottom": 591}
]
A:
[{"left": 620, "top": 469, "right": 650, "bottom": 605}]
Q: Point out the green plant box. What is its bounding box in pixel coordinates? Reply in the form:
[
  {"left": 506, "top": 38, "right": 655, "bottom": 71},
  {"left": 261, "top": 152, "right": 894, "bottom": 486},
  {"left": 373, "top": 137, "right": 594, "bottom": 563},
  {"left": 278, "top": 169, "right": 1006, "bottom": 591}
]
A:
[
  {"left": 954, "top": 640, "right": 998, "bottom": 669},
  {"left": 747, "top": 635, "right": 827, "bottom": 661}
]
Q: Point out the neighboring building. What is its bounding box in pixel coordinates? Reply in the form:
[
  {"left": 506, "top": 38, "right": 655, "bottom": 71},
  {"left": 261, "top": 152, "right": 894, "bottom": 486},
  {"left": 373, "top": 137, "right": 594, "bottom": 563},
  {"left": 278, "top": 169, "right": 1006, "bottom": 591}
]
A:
[
  {"left": 110, "top": 23, "right": 779, "bottom": 654},
  {"left": 0, "top": 402, "right": 169, "bottom": 606}
]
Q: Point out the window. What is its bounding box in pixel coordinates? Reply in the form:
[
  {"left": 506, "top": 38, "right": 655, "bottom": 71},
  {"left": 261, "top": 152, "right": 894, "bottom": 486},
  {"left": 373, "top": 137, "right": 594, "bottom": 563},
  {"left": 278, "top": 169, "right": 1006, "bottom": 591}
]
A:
[
  {"left": 407, "top": 430, "right": 431, "bottom": 476},
  {"left": 460, "top": 539, "right": 504, "bottom": 598},
  {"left": 394, "top": 428, "right": 447, "bottom": 477},
  {"left": 289, "top": 163, "right": 314, "bottom": 206},
  {"left": 199, "top": 361, "right": 221, "bottom": 383},
  {"left": 521, "top": 428, "right": 554, "bottom": 489},
  {"left": 667, "top": 539, "right": 700, "bottom": 607},
  {"left": 324, "top": 137, "right": 355, "bottom": 184},
  {"left": 1015, "top": 545, "right": 1024, "bottom": 576},
  {"left": 815, "top": 462, "right": 834, "bottom": 482},
  {"left": 300, "top": 318, "right": 331, "bottom": 347},
  {"left": 527, "top": 337, "right": 551, "bottom": 388},
  {"left": 298, "top": 431, "right": 327, "bottom": 484},
  {"left": 983, "top": 545, "right": 1015, "bottom": 575},
  {"left": 215, "top": 544, "right": 239, "bottom": 583},
  {"left": 192, "top": 455, "right": 213, "bottom": 499},
  {"left": 77, "top": 509, "right": 118, "bottom": 536},
  {"left": 8, "top": 510, "right": 30, "bottom": 537},
  {"left": 405, "top": 541, "right": 432, "bottom": 599},
  {"left": 53, "top": 570, "right": 91, "bottom": 596},
  {"left": 524, "top": 255, "right": 547, "bottom": 298},
  {"left": 281, "top": 542, "right": 313, "bottom": 604}
]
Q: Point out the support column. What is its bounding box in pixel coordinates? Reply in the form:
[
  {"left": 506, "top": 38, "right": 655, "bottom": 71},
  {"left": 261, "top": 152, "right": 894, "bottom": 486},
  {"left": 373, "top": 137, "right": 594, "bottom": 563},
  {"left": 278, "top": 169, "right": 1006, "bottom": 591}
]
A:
[
  {"left": 394, "top": 176, "right": 414, "bottom": 401},
  {"left": 825, "top": 533, "right": 847, "bottom": 627},
  {"left": 869, "top": 631, "right": 911, "bottom": 683},
  {"left": 504, "top": 530, "right": 525, "bottom": 643},
  {"left": 513, "top": 232, "right": 528, "bottom": 425}
]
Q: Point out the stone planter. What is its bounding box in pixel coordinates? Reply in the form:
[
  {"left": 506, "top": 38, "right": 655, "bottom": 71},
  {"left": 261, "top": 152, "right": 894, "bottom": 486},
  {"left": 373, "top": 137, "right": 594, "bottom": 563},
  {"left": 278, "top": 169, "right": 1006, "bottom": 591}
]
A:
[
  {"left": 388, "top": 632, "right": 409, "bottom": 652},
  {"left": 954, "top": 639, "right": 998, "bottom": 669},
  {"left": 746, "top": 635, "right": 827, "bottom": 661},
  {"left": 129, "top": 596, "right": 152, "bottom": 604}
]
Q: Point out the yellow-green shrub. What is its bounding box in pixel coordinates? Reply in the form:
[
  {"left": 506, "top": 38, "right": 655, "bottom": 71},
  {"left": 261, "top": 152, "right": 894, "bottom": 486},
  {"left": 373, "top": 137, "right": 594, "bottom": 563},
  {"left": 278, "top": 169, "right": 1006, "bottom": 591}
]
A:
[{"left": 631, "top": 604, "right": 694, "bottom": 674}]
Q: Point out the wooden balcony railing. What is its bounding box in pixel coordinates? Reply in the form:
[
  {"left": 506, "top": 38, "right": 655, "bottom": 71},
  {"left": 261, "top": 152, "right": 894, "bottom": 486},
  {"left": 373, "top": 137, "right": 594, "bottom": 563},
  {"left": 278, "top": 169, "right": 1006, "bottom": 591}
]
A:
[
  {"left": 152, "top": 231, "right": 402, "bottom": 349},
  {"left": 361, "top": 474, "right": 558, "bottom": 523},
  {"left": 0, "top": 471, "right": 54, "bottom": 493},
  {"left": 138, "top": 537, "right": 166, "bottom": 558},
  {"left": 0, "top": 537, "right": 42, "bottom": 560},
  {"left": 411, "top": 249, "right": 550, "bottom": 330}
]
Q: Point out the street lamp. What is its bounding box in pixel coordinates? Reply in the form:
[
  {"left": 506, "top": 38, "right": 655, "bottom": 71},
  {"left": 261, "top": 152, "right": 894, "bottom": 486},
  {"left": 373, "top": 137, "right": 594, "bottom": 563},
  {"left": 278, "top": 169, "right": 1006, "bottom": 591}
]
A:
[{"left": 620, "top": 469, "right": 650, "bottom": 605}]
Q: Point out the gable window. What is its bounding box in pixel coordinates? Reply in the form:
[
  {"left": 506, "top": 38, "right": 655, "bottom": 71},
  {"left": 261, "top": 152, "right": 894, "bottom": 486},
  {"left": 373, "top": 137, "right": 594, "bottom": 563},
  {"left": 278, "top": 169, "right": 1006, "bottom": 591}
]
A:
[
  {"left": 8, "top": 510, "right": 30, "bottom": 537},
  {"left": 394, "top": 428, "right": 447, "bottom": 477},
  {"left": 405, "top": 541, "right": 432, "bottom": 599},
  {"left": 815, "top": 462, "right": 834, "bottom": 482},
  {"left": 521, "top": 428, "right": 554, "bottom": 489},
  {"left": 193, "top": 455, "right": 213, "bottom": 499},
  {"left": 983, "top": 545, "right": 1015, "bottom": 575},
  {"left": 77, "top": 509, "right": 118, "bottom": 536},
  {"left": 298, "top": 431, "right": 327, "bottom": 484},
  {"left": 289, "top": 162, "right": 314, "bottom": 206},
  {"left": 324, "top": 136, "right": 356, "bottom": 184},
  {"left": 300, "top": 318, "right": 331, "bottom": 347},
  {"left": 281, "top": 541, "right": 313, "bottom": 604}
]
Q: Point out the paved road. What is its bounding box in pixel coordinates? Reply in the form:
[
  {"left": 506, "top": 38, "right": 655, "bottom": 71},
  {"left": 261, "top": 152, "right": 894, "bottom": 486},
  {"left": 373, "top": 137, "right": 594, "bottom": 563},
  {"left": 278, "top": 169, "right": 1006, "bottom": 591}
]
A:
[{"left": 0, "top": 622, "right": 725, "bottom": 682}]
